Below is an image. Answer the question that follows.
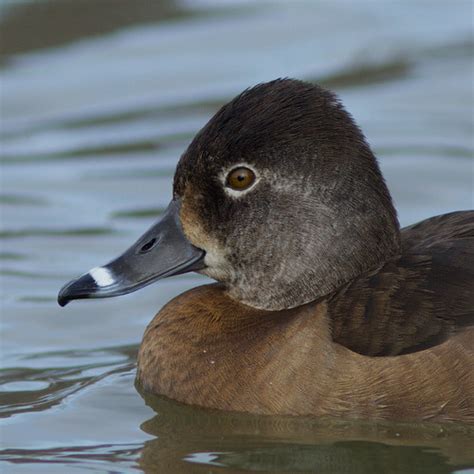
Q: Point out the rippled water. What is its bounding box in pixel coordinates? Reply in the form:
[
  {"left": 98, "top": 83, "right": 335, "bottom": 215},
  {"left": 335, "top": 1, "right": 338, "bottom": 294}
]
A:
[{"left": 1, "top": 0, "right": 473, "bottom": 472}]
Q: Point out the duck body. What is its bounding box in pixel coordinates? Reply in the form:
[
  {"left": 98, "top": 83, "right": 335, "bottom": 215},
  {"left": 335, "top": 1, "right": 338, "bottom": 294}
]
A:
[
  {"left": 58, "top": 79, "right": 474, "bottom": 423},
  {"left": 137, "top": 211, "right": 474, "bottom": 422}
]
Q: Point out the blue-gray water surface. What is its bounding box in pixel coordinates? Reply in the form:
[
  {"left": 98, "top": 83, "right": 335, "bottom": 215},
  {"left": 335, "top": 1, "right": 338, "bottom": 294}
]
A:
[{"left": 0, "top": 1, "right": 473, "bottom": 473}]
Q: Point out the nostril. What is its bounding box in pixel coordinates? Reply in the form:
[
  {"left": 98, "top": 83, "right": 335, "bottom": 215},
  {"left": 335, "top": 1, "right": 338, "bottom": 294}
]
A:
[{"left": 140, "top": 238, "right": 157, "bottom": 253}]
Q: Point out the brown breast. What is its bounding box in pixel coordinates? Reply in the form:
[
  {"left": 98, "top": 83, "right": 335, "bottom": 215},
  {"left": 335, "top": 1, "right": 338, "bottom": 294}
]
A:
[{"left": 136, "top": 283, "right": 474, "bottom": 422}]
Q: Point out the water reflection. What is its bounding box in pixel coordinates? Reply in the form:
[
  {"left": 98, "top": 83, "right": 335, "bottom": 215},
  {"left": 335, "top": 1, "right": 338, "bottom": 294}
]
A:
[
  {"left": 139, "top": 394, "right": 474, "bottom": 473},
  {"left": 0, "top": 0, "right": 194, "bottom": 57},
  {"left": 0, "top": 345, "right": 137, "bottom": 418}
]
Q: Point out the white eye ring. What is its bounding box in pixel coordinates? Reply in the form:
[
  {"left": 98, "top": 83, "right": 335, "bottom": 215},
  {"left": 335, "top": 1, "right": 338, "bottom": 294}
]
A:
[{"left": 220, "top": 163, "right": 260, "bottom": 197}]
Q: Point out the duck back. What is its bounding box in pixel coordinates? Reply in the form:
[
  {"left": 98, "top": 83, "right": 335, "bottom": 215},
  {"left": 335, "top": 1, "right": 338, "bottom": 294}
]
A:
[{"left": 329, "top": 210, "right": 474, "bottom": 356}]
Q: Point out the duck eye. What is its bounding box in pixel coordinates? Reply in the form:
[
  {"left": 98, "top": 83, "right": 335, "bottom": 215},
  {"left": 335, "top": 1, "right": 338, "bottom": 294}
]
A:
[{"left": 226, "top": 167, "right": 256, "bottom": 191}]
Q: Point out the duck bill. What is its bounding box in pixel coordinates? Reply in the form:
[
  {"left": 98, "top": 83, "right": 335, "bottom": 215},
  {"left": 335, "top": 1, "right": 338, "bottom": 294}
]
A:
[{"left": 57, "top": 199, "right": 205, "bottom": 307}]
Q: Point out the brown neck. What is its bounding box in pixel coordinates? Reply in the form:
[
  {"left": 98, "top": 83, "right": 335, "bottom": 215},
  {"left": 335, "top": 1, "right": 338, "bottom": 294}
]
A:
[{"left": 136, "top": 284, "right": 336, "bottom": 415}]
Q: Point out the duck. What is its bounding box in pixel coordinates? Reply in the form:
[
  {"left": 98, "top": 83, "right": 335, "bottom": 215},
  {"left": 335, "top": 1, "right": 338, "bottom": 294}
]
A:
[{"left": 58, "top": 78, "right": 474, "bottom": 423}]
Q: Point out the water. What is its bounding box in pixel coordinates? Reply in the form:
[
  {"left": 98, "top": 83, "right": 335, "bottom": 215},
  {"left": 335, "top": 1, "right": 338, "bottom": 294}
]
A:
[{"left": 0, "top": 0, "right": 473, "bottom": 472}]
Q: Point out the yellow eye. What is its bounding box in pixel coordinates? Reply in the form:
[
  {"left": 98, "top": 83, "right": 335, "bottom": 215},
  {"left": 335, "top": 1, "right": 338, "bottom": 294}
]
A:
[{"left": 226, "top": 167, "right": 256, "bottom": 191}]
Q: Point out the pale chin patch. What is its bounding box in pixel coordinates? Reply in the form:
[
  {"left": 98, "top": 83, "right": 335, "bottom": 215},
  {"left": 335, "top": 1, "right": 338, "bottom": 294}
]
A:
[
  {"left": 202, "top": 246, "right": 235, "bottom": 283},
  {"left": 89, "top": 266, "right": 115, "bottom": 287}
]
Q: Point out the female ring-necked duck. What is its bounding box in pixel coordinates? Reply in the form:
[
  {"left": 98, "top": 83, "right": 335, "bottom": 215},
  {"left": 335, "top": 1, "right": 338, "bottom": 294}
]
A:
[{"left": 58, "top": 79, "right": 474, "bottom": 423}]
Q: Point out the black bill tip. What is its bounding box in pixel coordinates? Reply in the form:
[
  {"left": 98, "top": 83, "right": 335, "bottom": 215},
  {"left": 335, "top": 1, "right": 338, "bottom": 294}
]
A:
[
  {"left": 57, "top": 273, "right": 100, "bottom": 307},
  {"left": 57, "top": 294, "right": 69, "bottom": 307}
]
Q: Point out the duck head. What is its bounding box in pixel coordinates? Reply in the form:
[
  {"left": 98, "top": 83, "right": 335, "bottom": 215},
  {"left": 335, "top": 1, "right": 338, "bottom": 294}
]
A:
[{"left": 58, "top": 79, "right": 401, "bottom": 310}]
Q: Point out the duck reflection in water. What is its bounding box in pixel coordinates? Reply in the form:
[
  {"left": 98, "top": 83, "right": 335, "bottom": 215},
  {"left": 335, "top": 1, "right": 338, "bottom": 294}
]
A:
[{"left": 137, "top": 394, "right": 474, "bottom": 474}]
